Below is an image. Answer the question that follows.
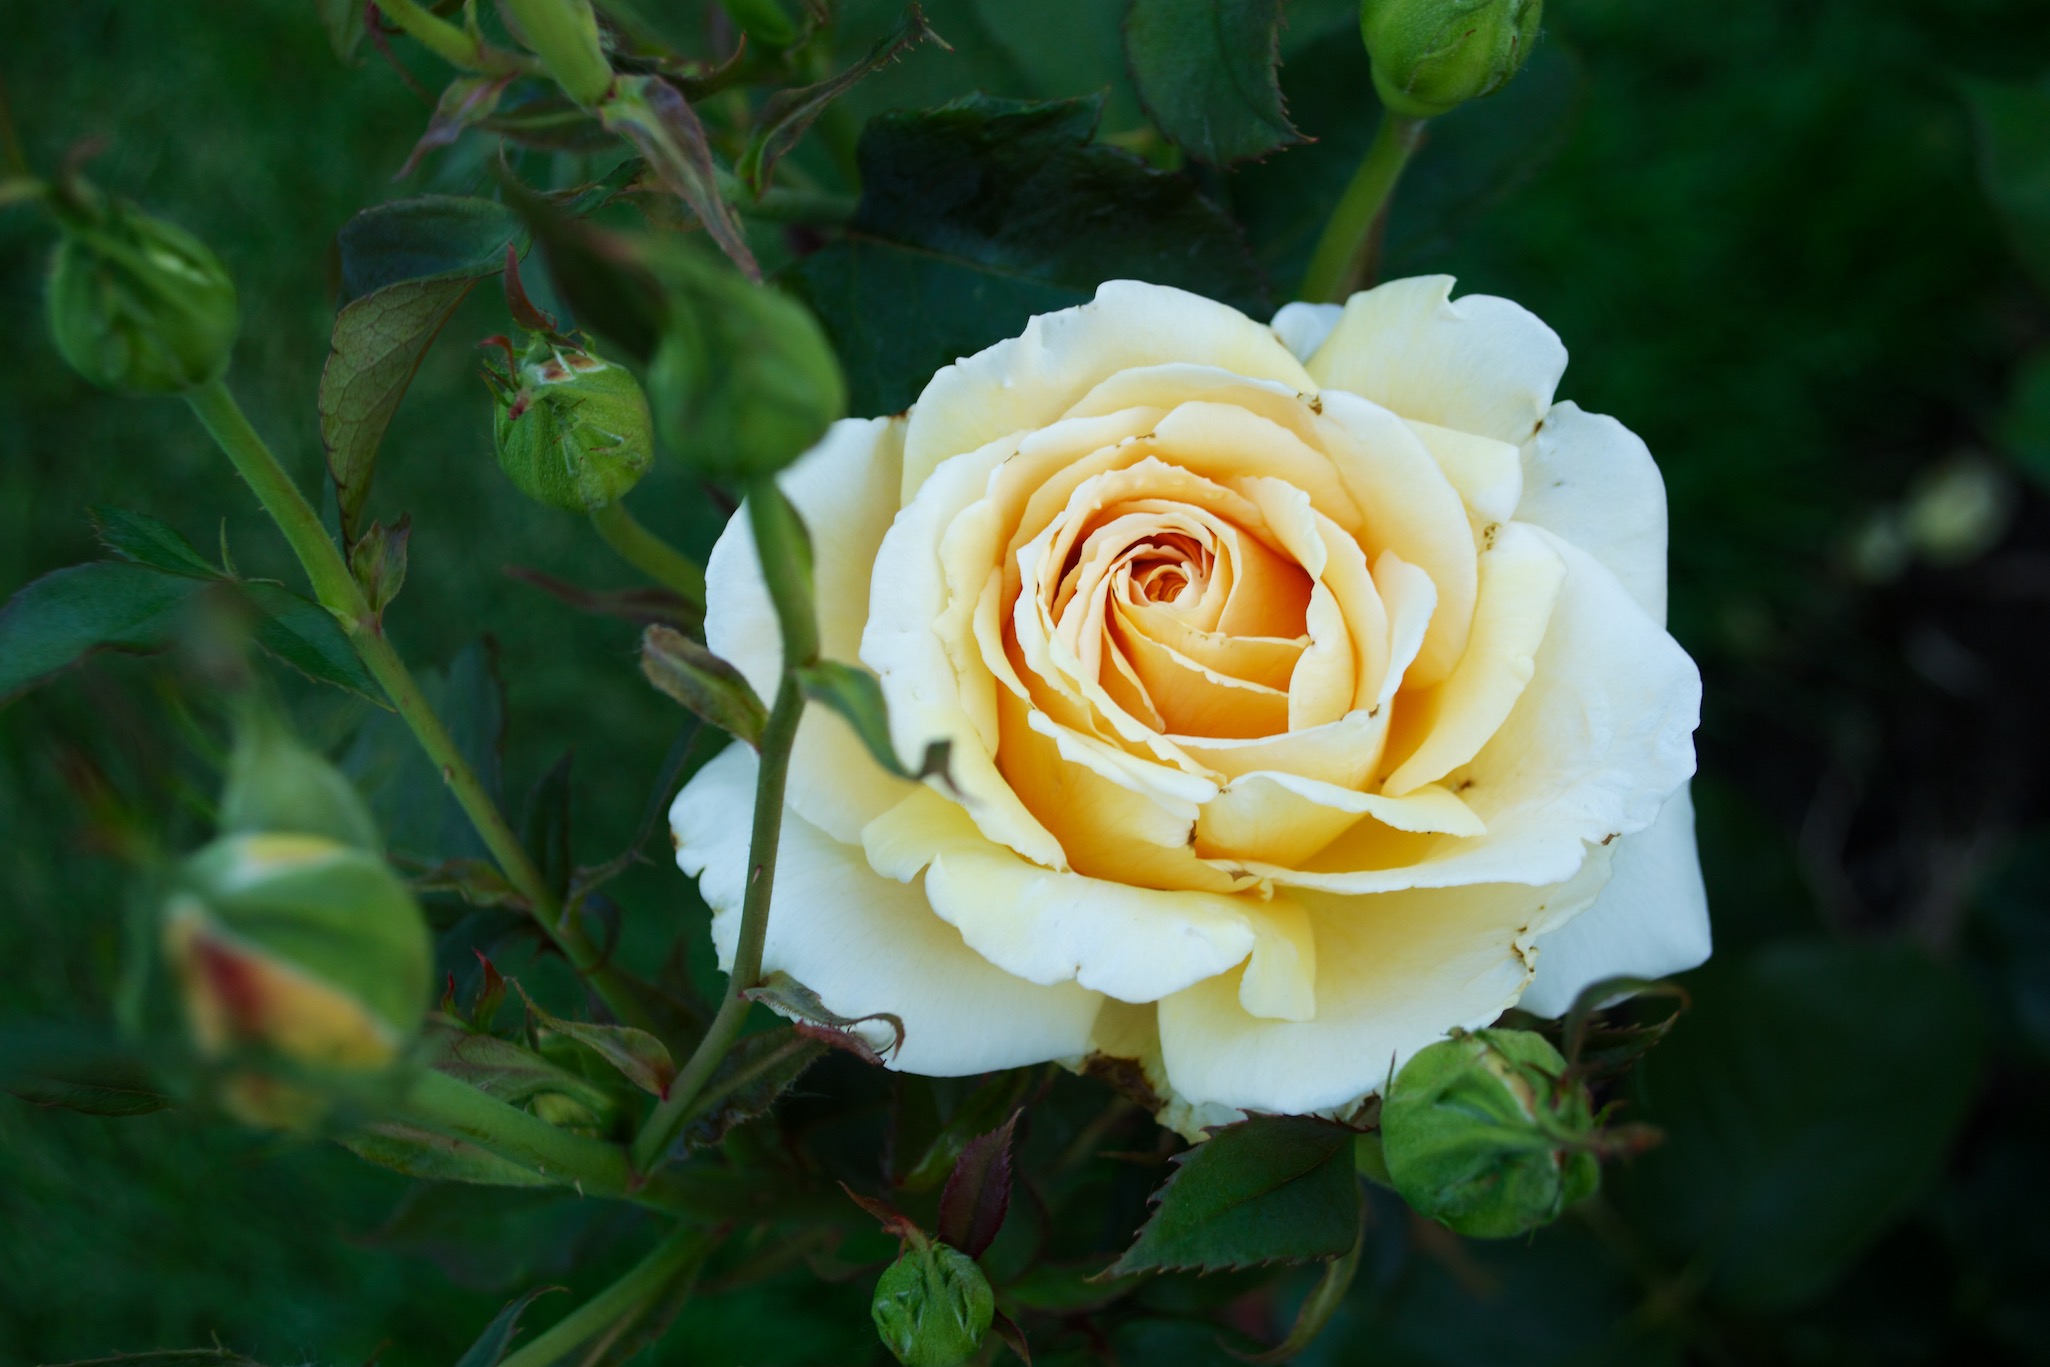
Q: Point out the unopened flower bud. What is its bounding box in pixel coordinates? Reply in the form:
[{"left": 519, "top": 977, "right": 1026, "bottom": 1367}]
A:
[
  {"left": 646, "top": 248, "right": 846, "bottom": 479},
  {"left": 46, "top": 190, "right": 239, "bottom": 395},
  {"left": 219, "top": 705, "right": 382, "bottom": 852},
  {"left": 1380, "top": 1027, "right": 1598, "bottom": 1238},
  {"left": 1359, "top": 0, "right": 1543, "bottom": 119},
  {"left": 870, "top": 1238, "right": 994, "bottom": 1367},
  {"left": 488, "top": 336, "right": 655, "bottom": 512},
  {"left": 165, "top": 833, "right": 431, "bottom": 1127}
]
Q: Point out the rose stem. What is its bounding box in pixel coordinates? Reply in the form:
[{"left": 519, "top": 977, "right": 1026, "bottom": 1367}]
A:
[
  {"left": 1299, "top": 113, "right": 1428, "bottom": 304},
  {"left": 368, "top": 0, "right": 535, "bottom": 74},
  {"left": 630, "top": 479, "right": 815, "bottom": 1173},
  {"left": 589, "top": 499, "right": 707, "bottom": 608},
  {"left": 183, "top": 378, "right": 657, "bottom": 1037},
  {"left": 496, "top": 1223, "right": 714, "bottom": 1367}
]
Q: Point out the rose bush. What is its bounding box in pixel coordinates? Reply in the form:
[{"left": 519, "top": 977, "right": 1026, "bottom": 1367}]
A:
[{"left": 671, "top": 276, "right": 1706, "bottom": 1134}]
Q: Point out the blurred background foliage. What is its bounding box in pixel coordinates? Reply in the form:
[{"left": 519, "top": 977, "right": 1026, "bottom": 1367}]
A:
[{"left": 5, "top": 0, "right": 2050, "bottom": 1363}]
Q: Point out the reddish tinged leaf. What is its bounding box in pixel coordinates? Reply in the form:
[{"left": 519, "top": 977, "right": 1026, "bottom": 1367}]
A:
[
  {"left": 397, "top": 73, "right": 515, "bottom": 179},
  {"left": 505, "top": 565, "right": 700, "bottom": 630},
  {"left": 598, "top": 75, "right": 759, "bottom": 280},
  {"left": 840, "top": 1182, "right": 922, "bottom": 1242},
  {"left": 511, "top": 981, "right": 677, "bottom": 1098},
  {"left": 471, "top": 950, "right": 508, "bottom": 1031},
  {"left": 500, "top": 243, "right": 558, "bottom": 334},
  {"left": 937, "top": 1109, "right": 1020, "bottom": 1257},
  {"left": 991, "top": 1310, "right": 1032, "bottom": 1365},
  {"left": 744, "top": 970, "right": 904, "bottom": 1064}
]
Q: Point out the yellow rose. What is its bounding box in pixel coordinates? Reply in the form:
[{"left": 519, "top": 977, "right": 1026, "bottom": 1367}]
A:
[{"left": 671, "top": 277, "right": 1705, "bottom": 1134}]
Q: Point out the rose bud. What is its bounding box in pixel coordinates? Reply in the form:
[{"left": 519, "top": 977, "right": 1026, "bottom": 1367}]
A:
[
  {"left": 645, "top": 248, "right": 846, "bottom": 479},
  {"left": 164, "top": 832, "right": 432, "bottom": 1128},
  {"left": 218, "top": 704, "right": 383, "bottom": 853},
  {"left": 870, "top": 1237, "right": 994, "bottom": 1367},
  {"left": 486, "top": 334, "right": 655, "bottom": 513},
  {"left": 1359, "top": 0, "right": 1543, "bottom": 119},
  {"left": 45, "top": 187, "right": 239, "bottom": 395},
  {"left": 1380, "top": 1027, "right": 1599, "bottom": 1238}
]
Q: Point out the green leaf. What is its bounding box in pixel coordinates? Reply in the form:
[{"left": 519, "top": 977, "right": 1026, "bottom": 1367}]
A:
[
  {"left": 342, "top": 1123, "right": 559, "bottom": 1188},
  {"left": 936, "top": 1109, "right": 1019, "bottom": 1258},
  {"left": 1108, "top": 1115, "right": 1361, "bottom": 1276},
  {"left": 795, "top": 659, "right": 950, "bottom": 786},
  {"left": 0, "top": 561, "right": 200, "bottom": 703},
  {"left": 455, "top": 1286, "right": 565, "bottom": 1367},
  {"left": 520, "top": 750, "right": 576, "bottom": 906},
  {"left": 514, "top": 981, "right": 678, "bottom": 1099},
  {"left": 398, "top": 74, "right": 516, "bottom": 180},
  {"left": 640, "top": 625, "right": 768, "bottom": 745},
  {"left": 735, "top": 6, "right": 945, "bottom": 195},
  {"left": 90, "top": 507, "right": 219, "bottom": 578},
  {"left": 898, "top": 1070, "right": 1035, "bottom": 1191},
  {"left": 417, "top": 1016, "right": 619, "bottom": 1120},
  {"left": 675, "top": 1027, "right": 828, "bottom": 1154},
  {"left": 0, "top": 1029, "right": 175, "bottom": 1117},
  {"left": 1612, "top": 941, "right": 1988, "bottom": 1311},
  {"left": 787, "top": 94, "right": 1269, "bottom": 414},
  {"left": 743, "top": 969, "right": 904, "bottom": 1065},
  {"left": 320, "top": 195, "right": 521, "bottom": 539},
  {"left": 1124, "top": 0, "right": 1304, "bottom": 165},
  {"left": 240, "top": 582, "right": 380, "bottom": 699},
  {"left": 598, "top": 75, "right": 760, "bottom": 281},
  {"left": 1964, "top": 76, "right": 2050, "bottom": 296}
]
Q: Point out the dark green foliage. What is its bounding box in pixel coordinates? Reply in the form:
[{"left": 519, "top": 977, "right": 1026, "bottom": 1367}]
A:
[
  {"left": 789, "top": 94, "right": 1268, "bottom": 414},
  {"left": 1124, "top": 0, "right": 1304, "bottom": 164},
  {"left": 1109, "top": 1116, "right": 1361, "bottom": 1275}
]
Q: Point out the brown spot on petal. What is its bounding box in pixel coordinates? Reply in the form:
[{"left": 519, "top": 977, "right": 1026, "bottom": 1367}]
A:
[{"left": 1082, "top": 1053, "right": 1162, "bottom": 1111}]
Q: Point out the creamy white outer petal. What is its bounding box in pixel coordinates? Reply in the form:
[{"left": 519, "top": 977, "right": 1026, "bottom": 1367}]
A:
[
  {"left": 1517, "top": 783, "right": 1712, "bottom": 1017},
  {"left": 1306, "top": 275, "right": 1568, "bottom": 447},
  {"left": 1515, "top": 400, "right": 1671, "bottom": 625},
  {"left": 704, "top": 416, "right": 913, "bottom": 843},
  {"left": 671, "top": 745, "right": 1103, "bottom": 1074},
  {"left": 1270, "top": 302, "right": 1343, "bottom": 362},
  {"left": 901, "top": 280, "right": 1315, "bottom": 502},
  {"left": 1154, "top": 852, "right": 1614, "bottom": 1115},
  {"left": 864, "top": 788, "right": 1259, "bottom": 1004}
]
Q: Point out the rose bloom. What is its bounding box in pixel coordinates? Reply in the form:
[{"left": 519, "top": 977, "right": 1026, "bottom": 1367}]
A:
[{"left": 671, "top": 277, "right": 1705, "bottom": 1135}]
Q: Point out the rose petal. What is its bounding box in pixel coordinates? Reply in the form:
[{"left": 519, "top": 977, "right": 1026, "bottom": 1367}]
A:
[
  {"left": 864, "top": 787, "right": 1261, "bottom": 1002},
  {"left": 1238, "top": 895, "right": 1318, "bottom": 1022},
  {"left": 1406, "top": 418, "right": 1524, "bottom": 527},
  {"left": 1515, "top": 401, "right": 1670, "bottom": 624},
  {"left": 1517, "top": 783, "right": 1711, "bottom": 1017},
  {"left": 1306, "top": 275, "right": 1567, "bottom": 448},
  {"left": 1244, "top": 532, "right": 1698, "bottom": 894},
  {"left": 902, "top": 282, "right": 1314, "bottom": 502},
  {"left": 1270, "top": 301, "right": 1344, "bottom": 362},
  {"left": 672, "top": 745, "right": 1103, "bottom": 1074},
  {"left": 1154, "top": 855, "right": 1612, "bottom": 1115},
  {"left": 705, "top": 416, "right": 915, "bottom": 842},
  {"left": 1197, "top": 772, "right": 1482, "bottom": 869},
  {"left": 1381, "top": 520, "right": 1566, "bottom": 797}
]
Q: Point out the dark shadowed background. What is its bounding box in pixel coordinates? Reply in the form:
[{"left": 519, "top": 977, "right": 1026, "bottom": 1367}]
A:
[{"left": 5, "top": 0, "right": 2050, "bottom": 1363}]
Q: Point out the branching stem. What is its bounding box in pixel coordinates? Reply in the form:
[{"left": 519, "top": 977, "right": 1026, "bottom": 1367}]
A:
[{"left": 183, "top": 379, "right": 656, "bottom": 1036}]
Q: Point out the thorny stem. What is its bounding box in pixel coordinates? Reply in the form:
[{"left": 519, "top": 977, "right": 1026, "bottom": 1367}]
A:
[
  {"left": 183, "top": 379, "right": 656, "bottom": 1036},
  {"left": 496, "top": 1223, "right": 713, "bottom": 1367},
  {"left": 1299, "top": 114, "right": 1427, "bottom": 303},
  {"left": 629, "top": 480, "right": 816, "bottom": 1171},
  {"left": 590, "top": 499, "right": 707, "bottom": 607}
]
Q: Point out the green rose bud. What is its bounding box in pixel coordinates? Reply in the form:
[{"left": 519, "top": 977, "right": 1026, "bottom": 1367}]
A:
[
  {"left": 165, "top": 833, "right": 432, "bottom": 1128},
  {"left": 218, "top": 705, "right": 382, "bottom": 853},
  {"left": 645, "top": 247, "right": 846, "bottom": 479},
  {"left": 488, "top": 335, "right": 655, "bottom": 512},
  {"left": 1380, "top": 1027, "right": 1598, "bottom": 1238},
  {"left": 1359, "top": 0, "right": 1543, "bottom": 119},
  {"left": 500, "top": 0, "right": 615, "bottom": 107},
  {"left": 45, "top": 190, "right": 239, "bottom": 395},
  {"left": 870, "top": 1238, "right": 994, "bottom": 1367}
]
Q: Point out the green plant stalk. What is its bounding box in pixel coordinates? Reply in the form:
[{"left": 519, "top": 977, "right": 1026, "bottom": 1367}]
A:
[
  {"left": 396, "top": 1065, "right": 641, "bottom": 1196},
  {"left": 628, "top": 481, "right": 817, "bottom": 1171},
  {"left": 496, "top": 1223, "right": 710, "bottom": 1367},
  {"left": 1299, "top": 114, "right": 1428, "bottom": 303},
  {"left": 369, "top": 0, "right": 491, "bottom": 70},
  {"left": 501, "top": 0, "right": 615, "bottom": 107},
  {"left": 183, "top": 380, "right": 655, "bottom": 1036},
  {"left": 590, "top": 499, "right": 707, "bottom": 607}
]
